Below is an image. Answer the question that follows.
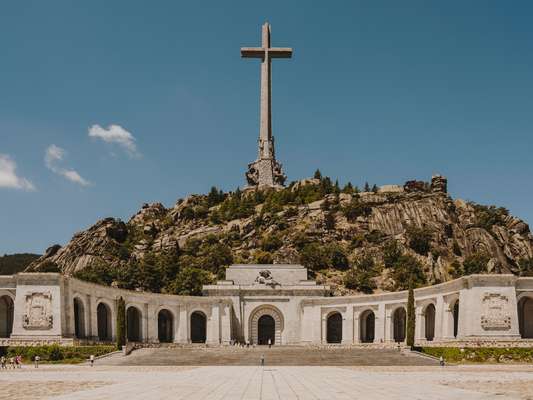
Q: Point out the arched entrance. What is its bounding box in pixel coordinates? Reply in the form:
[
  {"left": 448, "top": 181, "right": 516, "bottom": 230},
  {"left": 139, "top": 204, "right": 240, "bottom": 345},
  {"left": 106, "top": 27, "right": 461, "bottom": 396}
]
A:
[
  {"left": 425, "top": 304, "right": 436, "bottom": 341},
  {"left": 360, "top": 310, "right": 375, "bottom": 343},
  {"left": 326, "top": 312, "right": 343, "bottom": 343},
  {"left": 190, "top": 311, "right": 207, "bottom": 343},
  {"left": 518, "top": 297, "right": 533, "bottom": 338},
  {"left": 158, "top": 309, "right": 174, "bottom": 343},
  {"left": 127, "top": 306, "right": 142, "bottom": 342},
  {"left": 0, "top": 296, "right": 14, "bottom": 338},
  {"left": 393, "top": 307, "right": 406, "bottom": 342},
  {"left": 249, "top": 305, "right": 284, "bottom": 345},
  {"left": 97, "top": 302, "right": 112, "bottom": 341},
  {"left": 73, "top": 297, "right": 86, "bottom": 338},
  {"left": 257, "top": 315, "right": 275, "bottom": 345},
  {"left": 452, "top": 301, "right": 459, "bottom": 338}
]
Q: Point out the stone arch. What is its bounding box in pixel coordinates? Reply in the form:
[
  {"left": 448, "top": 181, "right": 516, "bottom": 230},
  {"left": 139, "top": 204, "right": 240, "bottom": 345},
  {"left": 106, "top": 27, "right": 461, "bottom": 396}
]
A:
[
  {"left": 158, "top": 309, "right": 174, "bottom": 343},
  {"left": 190, "top": 310, "right": 207, "bottom": 343},
  {"left": 359, "top": 309, "right": 375, "bottom": 343},
  {"left": 126, "top": 305, "right": 143, "bottom": 342},
  {"left": 518, "top": 295, "right": 533, "bottom": 339},
  {"left": 424, "top": 303, "right": 436, "bottom": 341},
  {"left": 97, "top": 302, "right": 113, "bottom": 341},
  {"left": 249, "top": 305, "right": 284, "bottom": 345},
  {"left": 0, "top": 295, "right": 14, "bottom": 338},
  {"left": 326, "top": 312, "right": 343, "bottom": 344},
  {"left": 393, "top": 307, "right": 406, "bottom": 342},
  {"left": 73, "top": 297, "right": 86, "bottom": 339}
]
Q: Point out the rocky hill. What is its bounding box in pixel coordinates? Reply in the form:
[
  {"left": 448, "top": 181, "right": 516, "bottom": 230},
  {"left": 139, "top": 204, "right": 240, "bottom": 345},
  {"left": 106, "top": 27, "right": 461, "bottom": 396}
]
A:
[{"left": 26, "top": 173, "right": 533, "bottom": 295}]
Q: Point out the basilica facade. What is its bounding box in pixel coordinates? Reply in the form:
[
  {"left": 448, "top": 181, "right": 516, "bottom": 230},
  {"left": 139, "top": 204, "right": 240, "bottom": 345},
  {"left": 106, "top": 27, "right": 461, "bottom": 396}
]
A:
[{"left": 1, "top": 264, "right": 533, "bottom": 347}]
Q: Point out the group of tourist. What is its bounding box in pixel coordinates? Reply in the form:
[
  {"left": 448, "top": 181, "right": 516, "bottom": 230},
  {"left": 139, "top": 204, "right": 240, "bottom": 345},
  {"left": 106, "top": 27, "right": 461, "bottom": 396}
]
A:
[
  {"left": 0, "top": 355, "right": 23, "bottom": 369},
  {"left": 229, "top": 338, "right": 273, "bottom": 348}
]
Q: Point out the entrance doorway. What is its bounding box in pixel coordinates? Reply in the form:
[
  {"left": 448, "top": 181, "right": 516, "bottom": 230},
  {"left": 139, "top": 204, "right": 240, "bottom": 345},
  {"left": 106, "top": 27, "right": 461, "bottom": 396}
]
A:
[
  {"left": 257, "top": 315, "right": 275, "bottom": 345},
  {"left": 158, "top": 309, "right": 173, "bottom": 343},
  {"left": 326, "top": 312, "right": 343, "bottom": 343},
  {"left": 393, "top": 307, "right": 406, "bottom": 342},
  {"left": 360, "top": 310, "right": 375, "bottom": 343},
  {"left": 190, "top": 311, "right": 207, "bottom": 343}
]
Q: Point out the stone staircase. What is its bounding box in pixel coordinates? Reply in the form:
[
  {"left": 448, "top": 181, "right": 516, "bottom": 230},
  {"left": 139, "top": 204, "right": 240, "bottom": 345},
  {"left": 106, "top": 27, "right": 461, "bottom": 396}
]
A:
[{"left": 100, "top": 346, "right": 439, "bottom": 366}]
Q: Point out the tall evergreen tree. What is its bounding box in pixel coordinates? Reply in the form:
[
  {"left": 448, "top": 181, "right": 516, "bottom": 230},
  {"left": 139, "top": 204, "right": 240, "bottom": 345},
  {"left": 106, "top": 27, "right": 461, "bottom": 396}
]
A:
[
  {"left": 313, "top": 169, "right": 322, "bottom": 180},
  {"left": 406, "top": 282, "right": 416, "bottom": 348},
  {"left": 116, "top": 297, "right": 126, "bottom": 349},
  {"left": 364, "top": 182, "right": 370, "bottom": 192}
]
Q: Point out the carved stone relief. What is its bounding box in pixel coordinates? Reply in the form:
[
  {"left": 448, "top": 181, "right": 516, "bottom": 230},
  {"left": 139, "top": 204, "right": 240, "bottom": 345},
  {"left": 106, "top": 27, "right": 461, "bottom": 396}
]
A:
[
  {"left": 23, "top": 292, "right": 53, "bottom": 330},
  {"left": 480, "top": 293, "right": 511, "bottom": 331}
]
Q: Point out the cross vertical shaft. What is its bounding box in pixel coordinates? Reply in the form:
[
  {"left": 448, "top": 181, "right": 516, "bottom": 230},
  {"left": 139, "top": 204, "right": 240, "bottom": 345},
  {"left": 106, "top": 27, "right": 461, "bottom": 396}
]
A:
[{"left": 241, "top": 22, "right": 292, "bottom": 187}]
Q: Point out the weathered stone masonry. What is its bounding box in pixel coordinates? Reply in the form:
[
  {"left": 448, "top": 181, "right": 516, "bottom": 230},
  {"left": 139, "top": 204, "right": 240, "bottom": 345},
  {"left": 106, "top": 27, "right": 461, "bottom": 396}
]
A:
[{"left": 1, "top": 265, "right": 533, "bottom": 347}]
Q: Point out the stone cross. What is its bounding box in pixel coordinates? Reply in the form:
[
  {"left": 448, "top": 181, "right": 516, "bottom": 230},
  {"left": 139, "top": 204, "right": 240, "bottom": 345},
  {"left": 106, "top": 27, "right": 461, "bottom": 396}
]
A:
[{"left": 241, "top": 22, "right": 292, "bottom": 187}]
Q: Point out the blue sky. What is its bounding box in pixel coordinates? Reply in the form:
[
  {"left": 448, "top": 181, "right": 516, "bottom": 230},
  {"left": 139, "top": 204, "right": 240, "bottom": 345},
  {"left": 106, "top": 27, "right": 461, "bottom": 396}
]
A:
[{"left": 1, "top": 1, "right": 532, "bottom": 254}]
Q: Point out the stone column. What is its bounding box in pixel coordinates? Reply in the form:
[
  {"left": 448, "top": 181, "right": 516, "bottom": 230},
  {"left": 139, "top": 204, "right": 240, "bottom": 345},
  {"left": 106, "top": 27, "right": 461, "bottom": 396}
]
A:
[
  {"left": 434, "top": 295, "right": 444, "bottom": 341},
  {"left": 176, "top": 305, "right": 189, "bottom": 343},
  {"left": 220, "top": 303, "right": 232, "bottom": 344},
  {"left": 147, "top": 303, "right": 158, "bottom": 342},
  {"left": 353, "top": 310, "right": 361, "bottom": 344},
  {"left": 342, "top": 308, "right": 353, "bottom": 344},
  {"left": 207, "top": 305, "right": 220, "bottom": 345},
  {"left": 375, "top": 303, "right": 386, "bottom": 343},
  {"left": 143, "top": 303, "right": 149, "bottom": 342},
  {"left": 384, "top": 307, "right": 393, "bottom": 342},
  {"left": 415, "top": 305, "right": 424, "bottom": 342},
  {"left": 173, "top": 305, "right": 180, "bottom": 343}
]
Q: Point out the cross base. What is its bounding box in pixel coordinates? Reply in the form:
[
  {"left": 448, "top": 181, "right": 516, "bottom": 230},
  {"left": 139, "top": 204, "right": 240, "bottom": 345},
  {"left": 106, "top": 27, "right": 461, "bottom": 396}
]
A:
[{"left": 246, "top": 158, "right": 286, "bottom": 188}]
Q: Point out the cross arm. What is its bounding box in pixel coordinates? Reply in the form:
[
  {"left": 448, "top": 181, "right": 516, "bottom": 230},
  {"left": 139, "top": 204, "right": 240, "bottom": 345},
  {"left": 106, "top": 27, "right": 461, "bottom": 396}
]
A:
[
  {"left": 269, "top": 48, "right": 293, "bottom": 58},
  {"left": 241, "top": 47, "right": 265, "bottom": 58}
]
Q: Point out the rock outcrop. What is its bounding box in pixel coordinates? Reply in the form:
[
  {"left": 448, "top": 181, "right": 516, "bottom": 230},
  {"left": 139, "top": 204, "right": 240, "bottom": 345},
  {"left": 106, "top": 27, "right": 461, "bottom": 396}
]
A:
[{"left": 26, "top": 176, "right": 533, "bottom": 292}]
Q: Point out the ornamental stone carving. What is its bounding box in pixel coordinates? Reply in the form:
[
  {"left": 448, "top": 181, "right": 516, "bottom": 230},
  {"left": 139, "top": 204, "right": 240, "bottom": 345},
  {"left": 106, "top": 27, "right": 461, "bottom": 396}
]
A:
[
  {"left": 23, "top": 292, "right": 53, "bottom": 330},
  {"left": 254, "top": 270, "right": 279, "bottom": 288},
  {"left": 480, "top": 293, "right": 511, "bottom": 331}
]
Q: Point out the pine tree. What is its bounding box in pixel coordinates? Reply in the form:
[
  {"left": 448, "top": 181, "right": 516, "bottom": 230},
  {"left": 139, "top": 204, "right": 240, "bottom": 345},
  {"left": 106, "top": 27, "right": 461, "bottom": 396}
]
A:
[
  {"left": 116, "top": 297, "right": 126, "bottom": 349},
  {"left": 342, "top": 182, "right": 354, "bottom": 194},
  {"left": 334, "top": 180, "right": 340, "bottom": 194},
  {"left": 364, "top": 182, "right": 370, "bottom": 192},
  {"left": 314, "top": 169, "right": 322, "bottom": 180},
  {"left": 406, "top": 282, "right": 416, "bottom": 348},
  {"left": 371, "top": 184, "right": 379, "bottom": 193}
]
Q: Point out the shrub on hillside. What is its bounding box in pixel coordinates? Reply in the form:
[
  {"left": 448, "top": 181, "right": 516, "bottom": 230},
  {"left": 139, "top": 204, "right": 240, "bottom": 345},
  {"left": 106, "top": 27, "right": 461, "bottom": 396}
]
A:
[
  {"left": 342, "top": 198, "right": 371, "bottom": 222},
  {"left": 389, "top": 254, "right": 426, "bottom": 290},
  {"left": 406, "top": 226, "right": 433, "bottom": 255},
  {"left": 463, "top": 252, "right": 490, "bottom": 275}
]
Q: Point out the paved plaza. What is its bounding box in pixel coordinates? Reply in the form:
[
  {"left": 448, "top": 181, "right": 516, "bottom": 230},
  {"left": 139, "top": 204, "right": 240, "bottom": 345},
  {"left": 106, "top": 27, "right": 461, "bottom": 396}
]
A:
[{"left": 1, "top": 364, "right": 533, "bottom": 400}]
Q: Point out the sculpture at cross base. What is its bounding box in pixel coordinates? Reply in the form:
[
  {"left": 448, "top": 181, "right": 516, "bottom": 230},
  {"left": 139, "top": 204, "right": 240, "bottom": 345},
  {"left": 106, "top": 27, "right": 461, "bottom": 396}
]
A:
[{"left": 241, "top": 22, "right": 291, "bottom": 188}]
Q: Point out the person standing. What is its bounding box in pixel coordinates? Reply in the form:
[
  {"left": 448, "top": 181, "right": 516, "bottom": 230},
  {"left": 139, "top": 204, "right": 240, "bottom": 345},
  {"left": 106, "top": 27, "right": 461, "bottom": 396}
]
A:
[
  {"left": 9, "top": 357, "right": 14, "bottom": 369},
  {"left": 268, "top": 338, "right": 272, "bottom": 348},
  {"left": 0, "top": 356, "right": 5, "bottom": 369},
  {"left": 89, "top": 354, "right": 95, "bottom": 367},
  {"left": 260, "top": 354, "right": 265, "bottom": 367},
  {"left": 34, "top": 355, "right": 40, "bottom": 368}
]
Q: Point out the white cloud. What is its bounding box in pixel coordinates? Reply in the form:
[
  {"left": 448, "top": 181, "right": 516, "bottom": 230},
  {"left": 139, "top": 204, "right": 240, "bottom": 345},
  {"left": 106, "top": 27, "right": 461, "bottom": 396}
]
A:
[
  {"left": 88, "top": 124, "right": 139, "bottom": 157},
  {"left": 45, "top": 144, "right": 90, "bottom": 186},
  {"left": 0, "top": 154, "right": 35, "bottom": 191}
]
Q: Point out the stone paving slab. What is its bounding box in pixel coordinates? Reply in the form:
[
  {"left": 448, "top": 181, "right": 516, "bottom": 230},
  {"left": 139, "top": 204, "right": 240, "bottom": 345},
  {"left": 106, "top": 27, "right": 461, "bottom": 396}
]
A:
[{"left": 1, "top": 365, "right": 530, "bottom": 400}]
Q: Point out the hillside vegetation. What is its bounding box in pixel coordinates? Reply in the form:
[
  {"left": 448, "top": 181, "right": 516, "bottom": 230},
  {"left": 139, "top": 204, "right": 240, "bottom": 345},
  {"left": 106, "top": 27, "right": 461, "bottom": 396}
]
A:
[
  {"left": 0, "top": 253, "right": 40, "bottom": 275},
  {"left": 26, "top": 172, "right": 533, "bottom": 295}
]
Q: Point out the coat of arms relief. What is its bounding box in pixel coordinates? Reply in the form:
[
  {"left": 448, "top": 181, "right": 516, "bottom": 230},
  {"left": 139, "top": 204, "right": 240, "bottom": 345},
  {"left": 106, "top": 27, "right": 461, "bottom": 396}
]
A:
[
  {"left": 23, "top": 292, "right": 53, "bottom": 330},
  {"left": 480, "top": 292, "right": 511, "bottom": 331}
]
